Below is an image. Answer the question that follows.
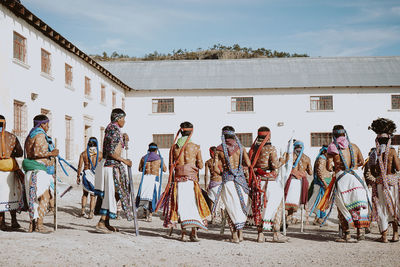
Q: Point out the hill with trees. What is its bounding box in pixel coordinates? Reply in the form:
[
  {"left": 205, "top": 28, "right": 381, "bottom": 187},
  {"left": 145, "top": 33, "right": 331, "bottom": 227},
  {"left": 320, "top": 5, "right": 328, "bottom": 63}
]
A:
[{"left": 92, "top": 44, "right": 308, "bottom": 61}]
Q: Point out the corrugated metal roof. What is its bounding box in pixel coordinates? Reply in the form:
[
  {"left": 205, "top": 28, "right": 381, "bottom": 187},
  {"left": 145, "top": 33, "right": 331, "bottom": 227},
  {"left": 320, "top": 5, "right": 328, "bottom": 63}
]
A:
[{"left": 101, "top": 56, "right": 400, "bottom": 91}]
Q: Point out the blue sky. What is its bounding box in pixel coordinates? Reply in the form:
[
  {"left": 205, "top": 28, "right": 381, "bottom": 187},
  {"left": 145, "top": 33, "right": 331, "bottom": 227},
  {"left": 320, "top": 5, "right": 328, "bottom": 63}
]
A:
[{"left": 26, "top": 0, "right": 400, "bottom": 57}]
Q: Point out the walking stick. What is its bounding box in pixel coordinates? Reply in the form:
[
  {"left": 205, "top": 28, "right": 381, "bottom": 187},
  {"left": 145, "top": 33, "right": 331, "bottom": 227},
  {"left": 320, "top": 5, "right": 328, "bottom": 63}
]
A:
[
  {"left": 220, "top": 209, "right": 226, "bottom": 234},
  {"left": 125, "top": 138, "right": 139, "bottom": 236},
  {"left": 300, "top": 205, "right": 304, "bottom": 233},
  {"left": 53, "top": 157, "right": 57, "bottom": 231}
]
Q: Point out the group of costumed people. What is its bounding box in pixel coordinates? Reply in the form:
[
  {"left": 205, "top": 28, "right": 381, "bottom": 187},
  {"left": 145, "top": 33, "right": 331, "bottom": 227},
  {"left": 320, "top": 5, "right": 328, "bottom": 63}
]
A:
[{"left": 0, "top": 110, "right": 399, "bottom": 244}]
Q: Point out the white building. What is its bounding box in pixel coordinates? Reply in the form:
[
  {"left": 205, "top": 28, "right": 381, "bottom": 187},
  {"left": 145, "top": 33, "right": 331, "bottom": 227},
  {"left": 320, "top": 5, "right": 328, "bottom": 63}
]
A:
[
  {"left": 102, "top": 58, "right": 400, "bottom": 168},
  {"left": 1, "top": 0, "right": 400, "bottom": 177},
  {"left": 0, "top": 1, "right": 129, "bottom": 166}
]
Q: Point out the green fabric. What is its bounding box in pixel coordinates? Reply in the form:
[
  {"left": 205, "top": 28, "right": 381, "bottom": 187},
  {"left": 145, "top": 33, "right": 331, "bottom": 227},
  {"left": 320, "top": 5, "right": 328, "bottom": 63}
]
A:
[
  {"left": 176, "top": 136, "right": 191, "bottom": 148},
  {"left": 22, "top": 158, "right": 47, "bottom": 172}
]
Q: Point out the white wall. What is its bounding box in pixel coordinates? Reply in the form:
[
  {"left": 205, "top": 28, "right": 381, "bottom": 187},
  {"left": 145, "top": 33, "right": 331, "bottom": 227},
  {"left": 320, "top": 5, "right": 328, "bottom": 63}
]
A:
[
  {"left": 125, "top": 87, "right": 400, "bottom": 174},
  {"left": 0, "top": 7, "right": 126, "bottom": 166}
]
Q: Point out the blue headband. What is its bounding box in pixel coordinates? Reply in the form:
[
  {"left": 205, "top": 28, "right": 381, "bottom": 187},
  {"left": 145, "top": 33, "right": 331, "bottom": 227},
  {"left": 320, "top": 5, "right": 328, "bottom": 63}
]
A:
[
  {"left": 294, "top": 140, "right": 304, "bottom": 147},
  {"left": 149, "top": 145, "right": 158, "bottom": 149},
  {"left": 222, "top": 130, "right": 235, "bottom": 135},
  {"left": 333, "top": 129, "right": 346, "bottom": 134}
]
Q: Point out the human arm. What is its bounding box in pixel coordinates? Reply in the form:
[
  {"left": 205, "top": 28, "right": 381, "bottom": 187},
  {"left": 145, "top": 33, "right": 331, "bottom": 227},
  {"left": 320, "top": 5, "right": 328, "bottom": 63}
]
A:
[
  {"left": 243, "top": 149, "right": 251, "bottom": 167},
  {"left": 391, "top": 148, "right": 400, "bottom": 172},
  {"left": 306, "top": 156, "right": 313, "bottom": 176},
  {"left": 32, "top": 134, "right": 59, "bottom": 159},
  {"left": 204, "top": 161, "right": 209, "bottom": 189},
  {"left": 77, "top": 153, "right": 84, "bottom": 184},
  {"left": 196, "top": 146, "right": 204, "bottom": 169},
  {"left": 162, "top": 162, "right": 167, "bottom": 172},
  {"left": 326, "top": 154, "right": 334, "bottom": 172},
  {"left": 138, "top": 157, "right": 144, "bottom": 172},
  {"left": 269, "top": 147, "right": 280, "bottom": 170},
  {"left": 214, "top": 152, "right": 222, "bottom": 175},
  {"left": 11, "top": 135, "right": 23, "bottom": 158},
  {"left": 317, "top": 159, "right": 328, "bottom": 189}
]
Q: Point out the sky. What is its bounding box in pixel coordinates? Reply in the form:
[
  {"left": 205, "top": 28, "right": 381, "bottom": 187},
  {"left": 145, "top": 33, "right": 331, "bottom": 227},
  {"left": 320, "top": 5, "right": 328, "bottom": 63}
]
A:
[{"left": 25, "top": 0, "right": 400, "bottom": 58}]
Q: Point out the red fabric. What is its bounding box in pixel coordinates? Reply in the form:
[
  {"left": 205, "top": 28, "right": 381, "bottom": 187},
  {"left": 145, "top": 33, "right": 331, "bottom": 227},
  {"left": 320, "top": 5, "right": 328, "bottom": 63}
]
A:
[{"left": 284, "top": 170, "right": 309, "bottom": 206}]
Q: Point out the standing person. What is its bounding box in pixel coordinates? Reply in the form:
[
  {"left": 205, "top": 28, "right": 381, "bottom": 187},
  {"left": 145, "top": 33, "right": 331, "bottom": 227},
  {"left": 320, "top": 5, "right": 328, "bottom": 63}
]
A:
[
  {"left": 0, "top": 115, "right": 24, "bottom": 230},
  {"left": 94, "top": 108, "right": 133, "bottom": 233},
  {"left": 23, "top": 114, "right": 58, "bottom": 233},
  {"left": 213, "top": 126, "right": 251, "bottom": 243},
  {"left": 308, "top": 145, "right": 333, "bottom": 225},
  {"left": 136, "top": 143, "right": 166, "bottom": 222},
  {"left": 76, "top": 137, "right": 103, "bottom": 219},
  {"left": 284, "top": 140, "right": 312, "bottom": 226},
  {"left": 156, "top": 122, "right": 210, "bottom": 242},
  {"left": 318, "top": 125, "right": 370, "bottom": 242},
  {"left": 368, "top": 118, "right": 400, "bottom": 243},
  {"left": 248, "top": 127, "right": 288, "bottom": 243},
  {"left": 205, "top": 146, "right": 224, "bottom": 224}
]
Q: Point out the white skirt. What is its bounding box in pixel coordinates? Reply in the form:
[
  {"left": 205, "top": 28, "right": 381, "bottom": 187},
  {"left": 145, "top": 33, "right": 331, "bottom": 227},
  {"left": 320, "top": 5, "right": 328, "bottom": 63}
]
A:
[
  {"left": 208, "top": 185, "right": 225, "bottom": 210},
  {"left": 82, "top": 169, "right": 95, "bottom": 195},
  {"left": 95, "top": 163, "right": 118, "bottom": 218},
  {"left": 177, "top": 180, "right": 207, "bottom": 230},
  {"left": 138, "top": 174, "right": 159, "bottom": 201},
  {"left": 261, "top": 180, "right": 284, "bottom": 231},
  {"left": 335, "top": 170, "right": 370, "bottom": 226},
  {"left": 377, "top": 183, "right": 400, "bottom": 232},
  {"left": 285, "top": 178, "right": 302, "bottom": 210},
  {"left": 25, "top": 170, "right": 52, "bottom": 219},
  {"left": 220, "top": 180, "right": 249, "bottom": 230},
  {"left": 0, "top": 171, "right": 24, "bottom": 212}
]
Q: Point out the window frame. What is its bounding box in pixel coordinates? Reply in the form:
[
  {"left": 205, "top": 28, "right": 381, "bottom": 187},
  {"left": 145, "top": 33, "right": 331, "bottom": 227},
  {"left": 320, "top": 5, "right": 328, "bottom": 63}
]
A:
[
  {"left": 41, "top": 48, "right": 51, "bottom": 75},
  {"left": 84, "top": 76, "right": 91, "bottom": 97},
  {"left": 100, "top": 84, "right": 106, "bottom": 104},
  {"left": 231, "top": 97, "right": 254, "bottom": 112},
  {"left": 152, "top": 98, "right": 174, "bottom": 114},
  {"left": 391, "top": 95, "right": 400, "bottom": 110},
  {"left": 65, "top": 63, "right": 73, "bottom": 87},
  {"left": 310, "top": 95, "right": 333, "bottom": 111},
  {"left": 236, "top": 133, "right": 253, "bottom": 147},
  {"left": 310, "top": 132, "right": 332, "bottom": 147},
  {"left": 153, "top": 134, "right": 174, "bottom": 149},
  {"left": 13, "top": 31, "right": 27, "bottom": 63}
]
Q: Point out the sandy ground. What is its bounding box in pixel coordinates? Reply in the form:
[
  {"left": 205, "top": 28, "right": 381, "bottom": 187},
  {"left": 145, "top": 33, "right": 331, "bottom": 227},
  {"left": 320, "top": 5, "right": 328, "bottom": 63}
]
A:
[{"left": 1, "top": 186, "right": 400, "bottom": 267}]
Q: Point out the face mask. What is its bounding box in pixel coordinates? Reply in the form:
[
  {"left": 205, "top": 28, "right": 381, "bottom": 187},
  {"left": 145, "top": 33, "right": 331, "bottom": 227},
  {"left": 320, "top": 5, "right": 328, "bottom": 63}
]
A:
[
  {"left": 294, "top": 147, "right": 302, "bottom": 155},
  {"left": 89, "top": 147, "right": 97, "bottom": 155}
]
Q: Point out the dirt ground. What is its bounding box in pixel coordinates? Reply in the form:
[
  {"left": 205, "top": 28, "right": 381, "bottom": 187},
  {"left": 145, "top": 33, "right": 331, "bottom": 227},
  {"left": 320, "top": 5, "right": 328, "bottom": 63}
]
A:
[{"left": 1, "top": 186, "right": 399, "bottom": 267}]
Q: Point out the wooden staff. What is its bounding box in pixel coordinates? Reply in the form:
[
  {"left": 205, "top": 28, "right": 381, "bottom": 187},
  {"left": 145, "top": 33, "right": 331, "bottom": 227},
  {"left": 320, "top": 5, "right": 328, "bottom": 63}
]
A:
[
  {"left": 53, "top": 138, "right": 57, "bottom": 231},
  {"left": 300, "top": 206, "right": 304, "bottom": 233},
  {"left": 125, "top": 136, "right": 139, "bottom": 236}
]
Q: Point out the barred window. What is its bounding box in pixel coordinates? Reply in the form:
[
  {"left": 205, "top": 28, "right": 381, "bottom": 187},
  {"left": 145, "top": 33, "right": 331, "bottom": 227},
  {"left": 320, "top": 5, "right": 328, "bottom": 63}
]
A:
[
  {"left": 112, "top": 92, "right": 116, "bottom": 108},
  {"left": 310, "top": 96, "right": 333, "bottom": 111},
  {"left": 391, "top": 95, "right": 400, "bottom": 110},
  {"left": 85, "top": 77, "right": 91, "bottom": 97},
  {"left": 392, "top": 135, "right": 400, "bottom": 146},
  {"left": 13, "top": 32, "right": 26, "bottom": 62},
  {"left": 236, "top": 133, "right": 253, "bottom": 147},
  {"left": 41, "top": 49, "right": 51, "bottom": 74},
  {"left": 65, "top": 116, "right": 73, "bottom": 160},
  {"left": 231, "top": 97, "right": 253, "bottom": 112},
  {"left": 152, "top": 99, "right": 174, "bottom": 113},
  {"left": 40, "top": 108, "right": 52, "bottom": 136},
  {"left": 101, "top": 84, "right": 106, "bottom": 104},
  {"left": 65, "top": 64, "right": 73, "bottom": 86},
  {"left": 13, "top": 100, "right": 27, "bottom": 142},
  {"left": 311, "top": 132, "right": 332, "bottom": 147},
  {"left": 153, "top": 134, "right": 174, "bottom": 149}
]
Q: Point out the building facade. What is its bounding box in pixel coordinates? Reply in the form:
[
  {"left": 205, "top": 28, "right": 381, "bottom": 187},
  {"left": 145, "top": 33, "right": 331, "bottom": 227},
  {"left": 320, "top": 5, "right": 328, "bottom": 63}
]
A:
[{"left": 0, "top": 1, "right": 129, "bottom": 164}]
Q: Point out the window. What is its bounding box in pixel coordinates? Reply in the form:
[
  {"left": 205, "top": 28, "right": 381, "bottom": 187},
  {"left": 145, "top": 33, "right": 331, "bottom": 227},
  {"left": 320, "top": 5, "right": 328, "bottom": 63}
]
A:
[
  {"left": 310, "top": 96, "right": 333, "bottom": 111},
  {"left": 101, "top": 84, "right": 106, "bottom": 104},
  {"left": 122, "top": 98, "right": 125, "bottom": 110},
  {"left": 13, "top": 32, "right": 26, "bottom": 62},
  {"left": 85, "top": 77, "right": 91, "bottom": 97},
  {"left": 41, "top": 49, "right": 51, "bottom": 74},
  {"left": 13, "top": 100, "right": 27, "bottom": 142},
  {"left": 391, "top": 95, "right": 400, "bottom": 110},
  {"left": 40, "top": 108, "right": 52, "bottom": 136},
  {"left": 392, "top": 135, "right": 400, "bottom": 146},
  {"left": 311, "top": 132, "right": 332, "bottom": 147},
  {"left": 65, "top": 64, "right": 73, "bottom": 86},
  {"left": 153, "top": 134, "right": 174, "bottom": 149},
  {"left": 152, "top": 99, "right": 174, "bottom": 113},
  {"left": 100, "top": 127, "right": 105, "bottom": 151},
  {"left": 112, "top": 92, "right": 116, "bottom": 108},
  {"left": 236, "top": 133, "right": 253, "bottom": 147},
  {"left": 231, "top": 97, "right": 253, "bottom": 112},
  {"left": 65, "top": 116, "right": 73, "bottom": 160}
]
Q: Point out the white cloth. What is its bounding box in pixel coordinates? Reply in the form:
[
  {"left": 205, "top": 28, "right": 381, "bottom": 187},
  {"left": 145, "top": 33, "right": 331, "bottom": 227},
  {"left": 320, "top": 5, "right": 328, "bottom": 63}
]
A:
[
  {"left": 138, "top": 174, "right": 158, "bottom": 201},
  {"left": 83, "top": 169, "right": 95, "bottom": 195},
  {"left": 94, "top": 161, "right": 118, "bottom": 217},
  {"left": 208, "top": 185, "right": 225, "bottom": 210},
  {"left": 261, "top": 180, "right": 284, "bottom": 231},
  {"left": 177, "top": 180, "right": 207, "bottom": 230},
  {"left": 0, "top": 171, "right": 24, "bottom": 212},
  {"left": 25, "top": 170, "right": 52, "bottom": 219},
  {"left": 308, "top": 184, "right": 322, "bottom": 215},
  {"left": 285, "top": 178, "right": 302, "bottom": 210},
  {"left": 220, "top": 180, "right": 249, "bottom": 229},
  {"left": 377, "top": 183, "right": 400, "bottom": 232},
  {"left": 335, "top": 170, "right": 370, "bottom": 225}
]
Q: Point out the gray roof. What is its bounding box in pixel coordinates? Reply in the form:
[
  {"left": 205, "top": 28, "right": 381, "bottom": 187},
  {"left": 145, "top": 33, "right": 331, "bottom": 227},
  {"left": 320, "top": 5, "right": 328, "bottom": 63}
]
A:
[{"left": 101, "top": 56, "right": 400, "bottom": 91}]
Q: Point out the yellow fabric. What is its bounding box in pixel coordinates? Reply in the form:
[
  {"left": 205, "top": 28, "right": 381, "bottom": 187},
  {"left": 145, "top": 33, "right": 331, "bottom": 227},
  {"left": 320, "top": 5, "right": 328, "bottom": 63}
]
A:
[
  {"left": 0, "top": 158, "right": 19, "bottom": 172},
  {"left": 194, "top": 181, "right": 211, "bottom": 220},
  {"left": 170, "top": 183, "right": 179, "bottom": 224}
]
